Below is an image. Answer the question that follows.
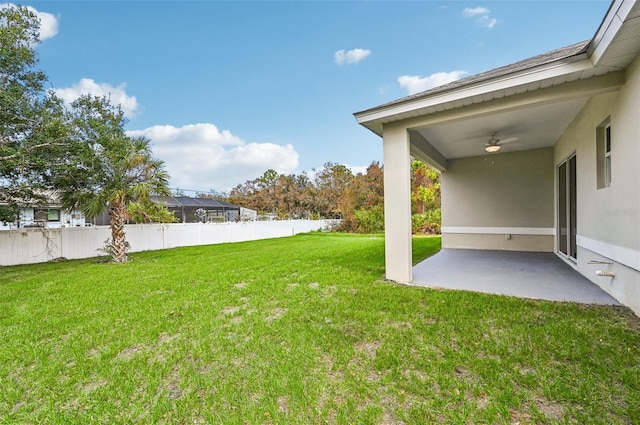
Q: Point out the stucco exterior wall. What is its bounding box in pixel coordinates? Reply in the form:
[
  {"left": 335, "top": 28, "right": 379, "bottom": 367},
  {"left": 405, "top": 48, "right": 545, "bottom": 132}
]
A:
[
  {"left": 554, "top": 55, "right": 640, "bottom": 315},
  {"left": 382, "top": 124, "right": 413, "bottom": 283},
  {"left": 443, "top": 234, "right": 553, "bottom": 252},
  {"left": 441, "top": 148, "right": 555, "bottom": 251}
]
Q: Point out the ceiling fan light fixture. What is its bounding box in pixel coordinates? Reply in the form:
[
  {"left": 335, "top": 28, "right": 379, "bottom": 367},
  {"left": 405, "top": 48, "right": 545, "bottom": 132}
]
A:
[{"left": 485, "top": 145, "right": 501, "bottom": 153}]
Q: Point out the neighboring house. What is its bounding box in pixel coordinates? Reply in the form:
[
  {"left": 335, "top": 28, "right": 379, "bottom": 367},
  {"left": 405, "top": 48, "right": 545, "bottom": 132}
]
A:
[
  {"left": 354, "top": 0, "right": 640, "bottom": 314},
  {"left": 85, "top": 196, "right": 243, "bottom": 225},
  {"left": 151, "top": 196, "right": 242, "bottom": 223},
  {"left": 0, "top": 203, "right": 86, "bottom": 230},
  {"left": 240, "top": 207, "right": 258, "bottom": 221}
]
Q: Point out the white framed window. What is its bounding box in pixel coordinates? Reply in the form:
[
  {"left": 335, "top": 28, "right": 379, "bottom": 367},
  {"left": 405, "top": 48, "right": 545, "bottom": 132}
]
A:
[
  {"left": 604, "top": 125, "right": 612, "bottom": 187},
  {"left": 35, "top": 208, "right": 61, "bottom": 222},
  {"left": 596, "top": 117, "right": 611, "bottom": 189}
]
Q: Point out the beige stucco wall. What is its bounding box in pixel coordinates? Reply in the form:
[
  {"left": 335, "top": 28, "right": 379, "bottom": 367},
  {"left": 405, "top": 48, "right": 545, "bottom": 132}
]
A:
[
  {"left": 441, "top": 147, "right": 555, "bottom": 251},
  {"left": 555, "top": 55, "right": 640, "bottom": 315},
  {"left": 554, "top": 91, "right": 639, "bottom": 251},
  {"left": 443, "top": 233, "right": 554, "bottom": 252},
  {"left": 382, "top": 123, "right": 413, "bottom": 283}
]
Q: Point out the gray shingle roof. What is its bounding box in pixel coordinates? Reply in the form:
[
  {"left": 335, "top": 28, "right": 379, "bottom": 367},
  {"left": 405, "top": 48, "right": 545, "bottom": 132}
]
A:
[{"left": 355, "top": 40, "right": 591, "bottom": 115}]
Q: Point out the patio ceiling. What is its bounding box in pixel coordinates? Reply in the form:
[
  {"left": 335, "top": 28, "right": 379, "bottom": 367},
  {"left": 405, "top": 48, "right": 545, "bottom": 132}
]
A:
[
  {"left": 405, "top": 70, "right": 624, "bottom": 170},
  {"left": 411, "top": 96, "right": 591, "bottom": 161}
]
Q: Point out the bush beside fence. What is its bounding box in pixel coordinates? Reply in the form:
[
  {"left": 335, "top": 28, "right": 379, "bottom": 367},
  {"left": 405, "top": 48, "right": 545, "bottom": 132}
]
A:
[{"left": 0, "top": 220, "right": 332, "bottom": 266}]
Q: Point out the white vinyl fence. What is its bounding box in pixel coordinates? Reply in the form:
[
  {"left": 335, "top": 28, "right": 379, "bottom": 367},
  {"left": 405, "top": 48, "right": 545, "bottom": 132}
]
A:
[{"left": 0, "top": 220, "right": 334, "bottom": 266}]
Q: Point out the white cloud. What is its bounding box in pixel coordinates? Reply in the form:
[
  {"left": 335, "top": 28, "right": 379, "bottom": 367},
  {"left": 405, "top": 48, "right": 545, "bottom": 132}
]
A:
[
  {"left": 335, "top": 48, "right": 371, "bottom": 65},
  {"left": 346, "top": 164, "right": 368, "bottom": 176},
  {"left": 34, "top": 8, "right": 58, "bottom": 39},
  {"left": 462, "top": 7, "right": 490, "bottom": 17},
  {"left": 478, "top": 16, "right": 498, "bottom": 29},
  {"left": 0, "top": 3, "right": 59, "bottom": 40},
  {"left": 127, "top": 123, "right": 300, "bottom": 191},
  {"left": 462, "top": 6, "right": 498, "bottom": 29},
  {"left": 54, "top": 78, "right": 139, "bottom": 118},
  {"left": 397, "top": 70, "right": 468, "bottom": 95}
]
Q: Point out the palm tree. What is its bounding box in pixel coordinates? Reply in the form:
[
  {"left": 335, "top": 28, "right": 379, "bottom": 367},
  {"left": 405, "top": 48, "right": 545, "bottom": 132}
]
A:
[
  {"left": 55, "top": 96, "right": 171, "bottom": 263},
  {"left": 89, "top": 136, "right": 169, "bottom": 263}
]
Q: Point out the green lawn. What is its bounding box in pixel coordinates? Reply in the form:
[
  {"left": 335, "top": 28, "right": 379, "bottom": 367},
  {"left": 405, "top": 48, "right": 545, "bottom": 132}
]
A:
[{"left": 1, "top": 233, "right": 639, "bottom": 424}]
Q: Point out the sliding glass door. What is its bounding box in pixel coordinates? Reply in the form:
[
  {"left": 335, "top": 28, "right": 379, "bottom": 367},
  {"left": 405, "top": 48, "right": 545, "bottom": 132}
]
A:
[{"left": 558, "top": 155, "right": 577, "bottom": 259}]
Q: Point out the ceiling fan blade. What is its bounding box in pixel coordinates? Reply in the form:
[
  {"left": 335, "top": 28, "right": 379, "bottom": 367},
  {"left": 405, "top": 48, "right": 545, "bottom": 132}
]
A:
[{"left": 498, "top": 137, "right": 518, "bottom": 144}]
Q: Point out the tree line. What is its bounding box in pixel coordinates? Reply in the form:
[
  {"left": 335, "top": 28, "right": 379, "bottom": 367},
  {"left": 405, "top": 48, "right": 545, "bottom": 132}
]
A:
[{"left": 197, "top": 160, "right": 441, "bottom": 234}]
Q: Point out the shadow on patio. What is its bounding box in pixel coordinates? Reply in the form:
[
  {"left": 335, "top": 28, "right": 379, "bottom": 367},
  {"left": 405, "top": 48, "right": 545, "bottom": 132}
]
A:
[{"left": 412, "top": 249, "right": 620, "bottom": 305}]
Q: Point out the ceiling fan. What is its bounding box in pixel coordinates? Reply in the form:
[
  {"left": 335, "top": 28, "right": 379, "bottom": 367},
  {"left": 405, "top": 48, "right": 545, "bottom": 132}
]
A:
[{"left": 485, "top": 132, "right": 518, "bottom": 153}]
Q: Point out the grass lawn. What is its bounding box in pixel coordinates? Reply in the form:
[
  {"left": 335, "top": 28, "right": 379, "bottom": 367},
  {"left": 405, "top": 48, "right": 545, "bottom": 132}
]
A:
[{"left": 1, "top": 233, "right": 639, "bottom": 424}]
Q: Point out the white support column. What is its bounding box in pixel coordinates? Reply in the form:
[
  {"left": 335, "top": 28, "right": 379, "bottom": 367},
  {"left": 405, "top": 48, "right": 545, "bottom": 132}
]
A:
[{"left": 383, "top": 124, "right": 413, "bottom": 283}]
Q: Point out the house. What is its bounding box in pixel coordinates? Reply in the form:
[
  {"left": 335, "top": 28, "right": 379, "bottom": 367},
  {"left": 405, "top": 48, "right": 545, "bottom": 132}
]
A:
[
  {"left": 0, "top": 203, "right": 87, "bottom": 230},
  {"left": 354, "top": 0, "right": 640, "bottom": 314},
  {"left": 240, "top": 207, "right": 258, "bottom": 221},
  {"left": 151, "top": 196, "right": 241, "bottom": 223},
  {"left": 82, "top": 196, "right": 243, "bottom": 225}
]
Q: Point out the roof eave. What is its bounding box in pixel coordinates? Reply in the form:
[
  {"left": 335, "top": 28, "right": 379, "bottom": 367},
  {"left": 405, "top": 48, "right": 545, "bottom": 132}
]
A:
[
  {"left": 354, "top": 54, "right": 592, "bottom": 137},
  {"left": 588, "top": 0, "right": 634, "bottom": 65}
]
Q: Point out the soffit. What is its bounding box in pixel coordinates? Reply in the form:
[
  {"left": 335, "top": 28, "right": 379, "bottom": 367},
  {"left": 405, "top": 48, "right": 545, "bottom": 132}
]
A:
[
  {"left": 413, "top": 97, "right": 590, "bottom": 160},
  {"left": 407, "top": 70, "right": 623, "bottom": 165}
]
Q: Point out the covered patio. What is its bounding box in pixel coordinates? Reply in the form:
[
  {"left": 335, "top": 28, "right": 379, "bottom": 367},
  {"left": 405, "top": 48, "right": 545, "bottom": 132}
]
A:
[
  {"left": 412, "top": 249, "right": 620, "bottom": 305},
  {"left": 354, "top": 38, "right": 626, "bottom": 285},
  {"left": 354, "top": 0, "right": 640, "bottom": 315}
]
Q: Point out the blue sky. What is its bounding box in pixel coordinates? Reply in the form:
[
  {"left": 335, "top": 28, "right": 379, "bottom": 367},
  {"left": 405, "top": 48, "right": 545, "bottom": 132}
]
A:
[{"left": 11, "top": 1, "right": 610, "bottom": 193}]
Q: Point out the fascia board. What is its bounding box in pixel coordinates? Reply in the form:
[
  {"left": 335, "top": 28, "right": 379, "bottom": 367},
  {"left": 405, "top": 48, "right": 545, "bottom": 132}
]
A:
[
  {"left": 589, "top": 0, "right": 635, "bottom": 65},
  {"left": 355, "top": 57, "right": 593, "bottom": 125}
]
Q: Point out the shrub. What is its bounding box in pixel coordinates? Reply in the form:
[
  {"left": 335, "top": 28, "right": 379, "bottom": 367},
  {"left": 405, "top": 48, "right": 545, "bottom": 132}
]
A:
[
  {"left": 353, "top": 205, "right": 385, "bottom": 233},
  {"left": 412, "top": 208, "right": 441, "bottom": 234}
]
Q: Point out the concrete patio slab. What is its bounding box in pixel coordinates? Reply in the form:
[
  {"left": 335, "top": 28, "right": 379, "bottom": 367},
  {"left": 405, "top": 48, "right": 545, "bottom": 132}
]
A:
[{"left": 412, "top": 249, "right": 620, "bottom": 305}]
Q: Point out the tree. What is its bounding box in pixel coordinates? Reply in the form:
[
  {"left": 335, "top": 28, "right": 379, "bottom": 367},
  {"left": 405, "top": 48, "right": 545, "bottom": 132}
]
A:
[
  {"left": 293, "top": 172, "right": 315, "bottom": 218},
  {"left": 411, "top": 159, "right": 441, "bottom": 234},
  {"left": 336, "top": 161, "right": 384, "bottom": 232},
  {"left": 256, "top": 169, "right": 279, "bottom": 214},
  {"left": 228, "top": 169, "right": 290, "bottom": 216},
  {"left": 196, "top": 189, "right": 229, "bottom": 200},
  {"left": 312, "top": 162, "right": 353, "bottom": 218},
  {"left": 2, "top": 6, "right": 175, "bottom": 262},
  {"left": 0, "top": 5, "right": 70, "bottom": 217},
  {"left": 411, "top": 159, "right": 440, "bottom": 213},
  {"left": 53, "top": 95, "right": 172, "bottom": 263}
]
